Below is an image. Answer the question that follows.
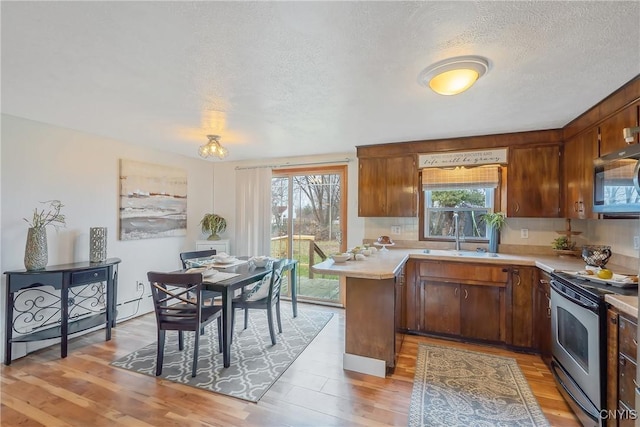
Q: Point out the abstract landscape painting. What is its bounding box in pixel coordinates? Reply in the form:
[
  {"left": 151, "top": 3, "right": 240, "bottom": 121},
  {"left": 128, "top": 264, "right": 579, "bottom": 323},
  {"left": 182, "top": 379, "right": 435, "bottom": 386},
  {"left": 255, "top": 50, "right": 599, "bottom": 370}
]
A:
[{"left": 119, "top": 159, "right": 187, "bottom": 240}]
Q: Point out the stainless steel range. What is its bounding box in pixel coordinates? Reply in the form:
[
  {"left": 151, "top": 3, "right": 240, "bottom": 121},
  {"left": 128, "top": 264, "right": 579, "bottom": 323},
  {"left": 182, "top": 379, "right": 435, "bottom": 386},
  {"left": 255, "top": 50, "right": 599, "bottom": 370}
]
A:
[{"left": 549, "top": 271, "right": 637, "bottom": 427}]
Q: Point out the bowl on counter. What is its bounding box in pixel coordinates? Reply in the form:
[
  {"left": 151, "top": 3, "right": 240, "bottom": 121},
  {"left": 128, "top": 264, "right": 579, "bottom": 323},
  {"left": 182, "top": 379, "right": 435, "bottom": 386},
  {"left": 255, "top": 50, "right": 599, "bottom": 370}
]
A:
[
  {"left": 252, "top": 256, "right": 270, "bottom": 267},
  {"left": 331, "top": 253, "right": 352, "bottom": 263}
]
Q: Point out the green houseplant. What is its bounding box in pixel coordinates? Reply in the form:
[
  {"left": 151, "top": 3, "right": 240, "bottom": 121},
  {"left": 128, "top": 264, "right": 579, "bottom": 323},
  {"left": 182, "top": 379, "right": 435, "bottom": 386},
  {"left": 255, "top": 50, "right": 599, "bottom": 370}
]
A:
[
  {"left": 23, "top": 200, "right": 66, "bottom": 270},
  {"left": 200, "top": 213, "right": 227, "bottom": 240},
  {"left": 481, "top": 212, "right": 507, "bottom": 253}
]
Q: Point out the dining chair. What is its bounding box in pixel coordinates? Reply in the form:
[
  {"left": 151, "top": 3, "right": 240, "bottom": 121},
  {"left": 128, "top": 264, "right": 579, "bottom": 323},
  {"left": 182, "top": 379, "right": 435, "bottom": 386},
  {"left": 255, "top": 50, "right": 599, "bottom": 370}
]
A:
[
  {"left": 147, "top": 271, "right": 223, "bottom": 377},
  {"left": 231, "top": 259, "right": 285, "bottom": 345},
  {"left": 180, "top": 249, "right": 221, "bottom": 304}
]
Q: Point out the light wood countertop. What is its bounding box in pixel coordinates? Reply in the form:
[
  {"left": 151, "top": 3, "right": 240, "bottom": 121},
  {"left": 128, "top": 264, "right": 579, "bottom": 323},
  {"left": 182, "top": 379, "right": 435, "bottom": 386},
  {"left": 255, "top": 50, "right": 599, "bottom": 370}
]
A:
[
  {"left": 605, "top": 294, "right": 638, "bottom": 318},
  {"left": 311, "top": 248, "right": 636, "bottom": 280}
]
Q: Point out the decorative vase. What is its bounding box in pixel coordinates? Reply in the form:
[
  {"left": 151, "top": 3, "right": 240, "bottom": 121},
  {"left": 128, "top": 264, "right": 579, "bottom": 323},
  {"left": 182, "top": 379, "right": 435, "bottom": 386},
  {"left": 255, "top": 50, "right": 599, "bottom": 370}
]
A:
[
  {"left": 207, "top": 233, "right": 221, "bottom": 241},
  {"left": 488, "top": 227, "right": 499, "bottom": 253},
  {"left": 90, "top": 227, "right": 107, "bottom": 262},
  {"left": 24, "top": 227, "right": 48, "bottom": 270}
]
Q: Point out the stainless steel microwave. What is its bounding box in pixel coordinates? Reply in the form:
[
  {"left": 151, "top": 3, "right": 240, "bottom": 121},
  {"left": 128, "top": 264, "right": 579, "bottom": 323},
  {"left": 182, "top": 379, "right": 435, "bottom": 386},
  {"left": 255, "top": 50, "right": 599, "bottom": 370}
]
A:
[{"left": 593, "top": 144, "right": 640, "bottom": 215}]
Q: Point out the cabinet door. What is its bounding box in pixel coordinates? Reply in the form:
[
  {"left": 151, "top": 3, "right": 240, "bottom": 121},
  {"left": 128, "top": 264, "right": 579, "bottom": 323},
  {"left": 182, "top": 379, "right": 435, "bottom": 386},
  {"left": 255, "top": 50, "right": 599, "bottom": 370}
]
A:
[
  {"left": 507, "top": 145, "right": 561, "bottom": 217},
  {"left": 386, "top": 156, "right": 417, "bottom": 217},
  {"left": 358, "top": 158, "right": 386, "bottom": 216},
  {"left": 600, "top": 102, "right": 640, "bottom": 156},
  {"left": 422, "top": 281, "right": 460, "bottom": 335},
  {"left": 510, "top": 267, "right": 534, "bottom": 348},
  {"left": 460, "top": 284, "right": 503, "bottom": 342},
  {"left": 564, "top": 129, "right": 597, "bottom": 219}
]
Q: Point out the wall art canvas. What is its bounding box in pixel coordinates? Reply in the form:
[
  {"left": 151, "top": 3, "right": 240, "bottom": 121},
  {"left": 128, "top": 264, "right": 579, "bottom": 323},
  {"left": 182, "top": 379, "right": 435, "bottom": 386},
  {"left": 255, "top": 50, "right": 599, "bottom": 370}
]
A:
[{"left": 119, "top": 159, "right": 187, "bottom": 240}]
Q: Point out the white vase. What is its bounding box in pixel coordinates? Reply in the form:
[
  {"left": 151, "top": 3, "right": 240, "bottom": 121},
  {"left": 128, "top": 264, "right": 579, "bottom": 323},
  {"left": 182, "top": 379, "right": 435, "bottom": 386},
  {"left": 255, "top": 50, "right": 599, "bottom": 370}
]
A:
[{"left": 24, "top": 227, "right": 48, "bottom": 270}]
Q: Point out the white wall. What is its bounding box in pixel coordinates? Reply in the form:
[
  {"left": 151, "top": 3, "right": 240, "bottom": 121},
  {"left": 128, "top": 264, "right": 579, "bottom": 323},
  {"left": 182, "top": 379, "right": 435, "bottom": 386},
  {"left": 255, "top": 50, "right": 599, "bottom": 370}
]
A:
[{"left": 1, "top": 114, "right": 216, "bottom": 360}]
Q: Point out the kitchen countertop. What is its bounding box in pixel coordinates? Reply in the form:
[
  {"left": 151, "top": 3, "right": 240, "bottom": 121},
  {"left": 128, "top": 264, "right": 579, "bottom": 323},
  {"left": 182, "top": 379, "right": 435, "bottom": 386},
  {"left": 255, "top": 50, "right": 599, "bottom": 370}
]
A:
[
  {"left": 606, "top": 294, "right": 638, "bottom": 318},
  {"left": 311, "top": 248, "right": 637, "bottom": 280}
]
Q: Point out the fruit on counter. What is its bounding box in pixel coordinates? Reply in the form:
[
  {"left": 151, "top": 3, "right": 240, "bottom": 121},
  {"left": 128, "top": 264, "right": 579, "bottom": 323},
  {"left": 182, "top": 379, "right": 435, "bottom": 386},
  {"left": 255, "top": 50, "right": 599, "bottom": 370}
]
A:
[{"left": 597, "top": 269, "right": 613, "bottom": 279}]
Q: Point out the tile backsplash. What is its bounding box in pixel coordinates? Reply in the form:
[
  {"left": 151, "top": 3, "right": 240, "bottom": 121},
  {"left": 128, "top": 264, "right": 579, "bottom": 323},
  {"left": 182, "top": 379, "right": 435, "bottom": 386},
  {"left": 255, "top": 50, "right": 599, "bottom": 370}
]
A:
[{"left": 364, "top": 217, "right": 640, "bottom": 258}]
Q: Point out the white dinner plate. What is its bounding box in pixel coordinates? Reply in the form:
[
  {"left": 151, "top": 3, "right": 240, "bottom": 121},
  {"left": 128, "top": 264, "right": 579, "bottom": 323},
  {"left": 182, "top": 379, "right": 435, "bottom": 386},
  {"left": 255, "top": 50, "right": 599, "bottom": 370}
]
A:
[{"left": 215, "top": 257, "right": 237, "bottom": 264}]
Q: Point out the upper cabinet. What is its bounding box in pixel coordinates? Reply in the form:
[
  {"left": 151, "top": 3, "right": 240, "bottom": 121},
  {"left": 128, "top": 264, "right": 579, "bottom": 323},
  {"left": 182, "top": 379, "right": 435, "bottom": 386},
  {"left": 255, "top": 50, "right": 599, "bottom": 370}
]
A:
[
  {"left": 599, "top": 101, "right": 640, "bottom": 156},
  {"left": 358, "top": 155, "right": 418, "bottom": 217},
  {"left": 564, "top": 128, "right": 597, "bottom": 219},
  {"left": 507, "top": 144, "right": 561, "bottom": 218}
]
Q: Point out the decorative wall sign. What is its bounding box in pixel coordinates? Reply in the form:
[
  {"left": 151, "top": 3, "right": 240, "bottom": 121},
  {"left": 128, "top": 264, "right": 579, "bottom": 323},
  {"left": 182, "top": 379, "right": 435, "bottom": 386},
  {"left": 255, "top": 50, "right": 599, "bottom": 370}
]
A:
[
  {"left": 119, "top": 159, "right": 187, "bottom": 240},
  {"left": 419, "top": 148, "right": 508, "bottom": 168}
]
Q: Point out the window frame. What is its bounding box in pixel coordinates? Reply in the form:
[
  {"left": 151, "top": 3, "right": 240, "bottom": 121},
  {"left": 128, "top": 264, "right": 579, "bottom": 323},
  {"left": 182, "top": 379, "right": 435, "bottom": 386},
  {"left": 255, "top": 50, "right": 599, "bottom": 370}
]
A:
[{"left": 418, "top": 171, "right": 503, "bottom": 242}]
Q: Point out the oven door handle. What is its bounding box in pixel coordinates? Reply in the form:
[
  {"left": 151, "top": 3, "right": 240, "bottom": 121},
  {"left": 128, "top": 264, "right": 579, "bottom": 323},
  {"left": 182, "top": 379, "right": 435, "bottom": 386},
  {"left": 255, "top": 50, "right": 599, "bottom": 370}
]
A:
[{"left": 550, "top": 279, "right": 599, "bottom": 312}]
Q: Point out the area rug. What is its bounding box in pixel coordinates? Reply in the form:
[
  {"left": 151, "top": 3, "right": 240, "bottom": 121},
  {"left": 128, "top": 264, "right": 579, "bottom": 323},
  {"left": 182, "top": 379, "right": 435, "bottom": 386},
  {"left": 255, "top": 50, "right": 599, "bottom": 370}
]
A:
[
  {"left": 111, "top": 307, "right": 333, "bottom": 402},
  {"left": 408, "top": 344, "right": 550, "bottom": 427}
]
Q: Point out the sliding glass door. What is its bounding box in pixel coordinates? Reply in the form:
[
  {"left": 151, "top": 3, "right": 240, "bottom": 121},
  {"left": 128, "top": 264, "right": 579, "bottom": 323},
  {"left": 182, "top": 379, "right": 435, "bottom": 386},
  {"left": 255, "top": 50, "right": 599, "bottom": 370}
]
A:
[{"left": 271, "top": 166, "right": 347, "bottom": 305}]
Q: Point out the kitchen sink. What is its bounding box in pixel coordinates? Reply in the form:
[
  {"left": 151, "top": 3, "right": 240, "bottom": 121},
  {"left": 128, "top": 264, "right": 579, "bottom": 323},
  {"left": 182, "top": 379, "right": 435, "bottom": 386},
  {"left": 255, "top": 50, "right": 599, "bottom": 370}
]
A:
[{"left": 422, "top": 249, "right": 499, "bottom": 258}]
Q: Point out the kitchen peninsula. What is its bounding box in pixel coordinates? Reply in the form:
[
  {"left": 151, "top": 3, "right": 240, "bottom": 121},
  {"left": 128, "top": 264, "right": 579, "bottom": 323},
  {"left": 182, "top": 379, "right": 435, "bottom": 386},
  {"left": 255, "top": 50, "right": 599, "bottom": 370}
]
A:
[{"left": 313, "top": 248, "right": 635, "bottom": 377}]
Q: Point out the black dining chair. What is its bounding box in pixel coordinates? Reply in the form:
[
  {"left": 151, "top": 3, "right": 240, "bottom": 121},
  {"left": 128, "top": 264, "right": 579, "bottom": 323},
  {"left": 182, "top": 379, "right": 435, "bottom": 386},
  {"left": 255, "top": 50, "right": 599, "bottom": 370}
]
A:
[
  {"left": 180, "top": 249, "right": 221, "bottom": 304},
  {"left": 147, "top": 271, "right": 223, "bottom": 377},
  {"left": 231, "top": 259, "right": 285, "bottom": 345}
]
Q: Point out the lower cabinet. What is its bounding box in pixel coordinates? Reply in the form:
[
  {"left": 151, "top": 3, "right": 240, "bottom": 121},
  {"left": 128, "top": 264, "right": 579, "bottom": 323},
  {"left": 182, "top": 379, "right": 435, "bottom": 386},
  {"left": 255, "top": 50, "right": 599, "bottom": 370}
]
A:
[
  {"left": 407, "top": 259, "right": 508, "bottom": 344},
  {"left": 405, "top": 259, "right": 537, "bottom": 350},
  {"left": 607, "top": 307, "right": 638, "bottom": 427}
]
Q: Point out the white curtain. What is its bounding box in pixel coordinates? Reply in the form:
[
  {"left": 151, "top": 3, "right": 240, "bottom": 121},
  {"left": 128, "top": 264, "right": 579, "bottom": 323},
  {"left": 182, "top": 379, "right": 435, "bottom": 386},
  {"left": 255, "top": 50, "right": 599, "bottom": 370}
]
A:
[{"left": 235, "top": 167, "right": 272, "bottom": 257}]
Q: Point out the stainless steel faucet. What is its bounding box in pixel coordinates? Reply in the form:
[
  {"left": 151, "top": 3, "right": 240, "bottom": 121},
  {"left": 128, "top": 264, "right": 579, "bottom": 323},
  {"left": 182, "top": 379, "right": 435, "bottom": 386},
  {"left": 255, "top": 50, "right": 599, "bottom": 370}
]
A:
[{"left": 453, "top": 212, "right": 461, "bottom": 251}]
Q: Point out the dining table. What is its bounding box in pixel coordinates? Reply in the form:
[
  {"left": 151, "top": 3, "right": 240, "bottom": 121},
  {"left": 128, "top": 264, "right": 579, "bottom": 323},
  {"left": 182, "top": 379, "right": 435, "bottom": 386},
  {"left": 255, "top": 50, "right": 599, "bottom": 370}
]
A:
[{"left": 202, "top": 257, "right": 298, "bottom": 368}]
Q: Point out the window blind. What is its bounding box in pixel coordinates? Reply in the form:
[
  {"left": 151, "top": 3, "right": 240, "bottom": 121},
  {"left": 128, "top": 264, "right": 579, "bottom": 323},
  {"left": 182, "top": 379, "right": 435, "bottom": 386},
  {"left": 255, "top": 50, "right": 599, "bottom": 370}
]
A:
[{"left": 422, "top": 165, "right": 500, "bottom": 190}]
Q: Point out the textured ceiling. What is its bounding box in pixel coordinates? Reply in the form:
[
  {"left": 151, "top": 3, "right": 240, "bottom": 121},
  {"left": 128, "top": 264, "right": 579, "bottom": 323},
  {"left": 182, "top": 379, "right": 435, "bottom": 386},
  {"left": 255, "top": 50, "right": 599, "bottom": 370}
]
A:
[{"left": 2, "top": 1, "right": 639, "bottom": 162}]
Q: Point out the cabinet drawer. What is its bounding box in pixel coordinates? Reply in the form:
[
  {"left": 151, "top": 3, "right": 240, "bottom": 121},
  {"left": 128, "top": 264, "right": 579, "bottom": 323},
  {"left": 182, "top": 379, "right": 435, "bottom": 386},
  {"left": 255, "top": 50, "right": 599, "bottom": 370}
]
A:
[
  {"left": 419, "top": 261, "right": 508, "bottom": 285},
  {"left": 619, "top": 315, "right": 638, "bottom": 360},
  {"left": 71, "top": 268, "right": 107, "bottom": 285},
  {"left": 618, "top": 353, "right": 637, "bottom": 409}
]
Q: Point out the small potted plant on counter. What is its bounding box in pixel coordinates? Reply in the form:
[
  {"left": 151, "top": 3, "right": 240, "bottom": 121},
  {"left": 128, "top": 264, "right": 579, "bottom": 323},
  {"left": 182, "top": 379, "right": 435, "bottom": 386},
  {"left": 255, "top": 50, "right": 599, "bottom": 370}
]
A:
[
  {"left": 481, "top": 212, "right": 507, "bottom": 253},
  {"left": 200, "top": 213, "right": 227, "bottom": 240}
]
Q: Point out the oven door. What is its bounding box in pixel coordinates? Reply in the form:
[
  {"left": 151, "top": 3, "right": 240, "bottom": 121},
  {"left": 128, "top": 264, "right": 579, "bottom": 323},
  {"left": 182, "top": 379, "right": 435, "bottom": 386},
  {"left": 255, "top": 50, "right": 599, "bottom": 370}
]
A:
[{"left": 550, "top": 281, "right": 602, "bottom": 411}]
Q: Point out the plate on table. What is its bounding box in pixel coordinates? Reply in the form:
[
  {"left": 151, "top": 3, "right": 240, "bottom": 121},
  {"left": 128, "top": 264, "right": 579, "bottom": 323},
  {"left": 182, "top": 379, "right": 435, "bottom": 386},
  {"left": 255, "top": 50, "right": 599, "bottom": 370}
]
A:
[
  {"left": 186, "top": 267, "right": 218, "bottom": 277},
  {"left": 214, "top": 256, "right": 237, "bottom": 264}
]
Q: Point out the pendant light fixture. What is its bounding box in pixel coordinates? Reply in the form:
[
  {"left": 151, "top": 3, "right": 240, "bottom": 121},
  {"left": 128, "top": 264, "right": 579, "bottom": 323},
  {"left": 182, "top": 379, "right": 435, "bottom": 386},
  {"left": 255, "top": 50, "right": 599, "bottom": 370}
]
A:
[
  {"left": 418, "top": 55, "right": 489, "bottom": 96},
  {"left": 198, "top": 135, "right": 228, "bottom": 159}
]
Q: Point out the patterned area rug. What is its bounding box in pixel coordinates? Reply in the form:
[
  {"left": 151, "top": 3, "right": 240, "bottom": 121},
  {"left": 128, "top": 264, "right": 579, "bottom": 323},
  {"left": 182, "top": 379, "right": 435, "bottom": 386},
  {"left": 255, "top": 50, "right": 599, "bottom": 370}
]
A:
[
  {"left": 408, "top": 344, "right": 550, "bottom": 427},
  {"left": 111, "top": 307, "right": 333, "bottom": 402}
]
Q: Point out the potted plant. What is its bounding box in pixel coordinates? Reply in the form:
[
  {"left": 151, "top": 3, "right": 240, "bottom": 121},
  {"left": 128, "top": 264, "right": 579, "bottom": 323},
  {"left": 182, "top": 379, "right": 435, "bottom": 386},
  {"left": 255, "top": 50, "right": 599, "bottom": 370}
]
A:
[
  {"left": 481, "top": 211, "right": 507, "bottom": 253},
  {"left": 23, "top": 200, "right": 66, "bottom": 270},
  {"left": 200, "top": 213, "right": 227, "bottom": 240}
]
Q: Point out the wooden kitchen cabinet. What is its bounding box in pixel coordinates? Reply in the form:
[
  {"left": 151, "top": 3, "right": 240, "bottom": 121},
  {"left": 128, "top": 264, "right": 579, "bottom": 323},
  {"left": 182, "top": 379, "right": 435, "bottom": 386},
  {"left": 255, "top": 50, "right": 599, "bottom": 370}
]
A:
[
  {"left": 358, "top": 155, "right": 418, "bottom": 217},
  {"left": 535, "top": 270, "right": 552, "bottom": 368},
  {"left": 599, "top": 101, "right": 640, "bottom": 156},
  {"left": 508, "top": 266, "right": 535, "bottom": 349},
  {"left": 507, "top": 144, "right": 561, "bottom": 218},
  {"left": 564, "top": 128, "right": 597, "bottom": 219},
  {"left": 607, "top": 307, "right": 638, "bottom": 427},
  {"left": 407, "top": 259, "right": 508, "bottom": 344}
]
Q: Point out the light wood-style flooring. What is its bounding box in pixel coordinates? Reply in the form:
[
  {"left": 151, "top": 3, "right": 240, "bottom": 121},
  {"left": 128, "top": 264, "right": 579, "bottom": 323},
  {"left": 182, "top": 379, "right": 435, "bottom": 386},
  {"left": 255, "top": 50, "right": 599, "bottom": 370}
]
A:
[{"left": 1, "top": 303, "right": 579, "bottom": 426}]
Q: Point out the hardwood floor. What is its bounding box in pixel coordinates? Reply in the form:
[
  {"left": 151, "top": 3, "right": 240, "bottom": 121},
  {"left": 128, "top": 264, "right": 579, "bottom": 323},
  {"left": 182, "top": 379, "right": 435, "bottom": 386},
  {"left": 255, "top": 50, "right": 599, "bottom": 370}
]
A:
[{"left": 1, "top": 303, "right": 579, "bottom": 426}]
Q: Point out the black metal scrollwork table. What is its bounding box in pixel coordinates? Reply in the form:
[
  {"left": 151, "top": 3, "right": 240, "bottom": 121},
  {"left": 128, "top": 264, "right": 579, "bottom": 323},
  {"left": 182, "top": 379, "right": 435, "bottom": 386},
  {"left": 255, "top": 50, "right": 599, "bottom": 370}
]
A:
[{"left": 3, "top": 258, "right": 121, "bottom": 365}]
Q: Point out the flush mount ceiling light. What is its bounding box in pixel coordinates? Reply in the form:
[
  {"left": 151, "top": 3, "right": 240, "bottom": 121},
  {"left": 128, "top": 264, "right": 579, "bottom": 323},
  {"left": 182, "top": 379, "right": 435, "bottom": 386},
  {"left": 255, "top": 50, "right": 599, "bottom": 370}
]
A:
[
  {"left": 418, "top": 55, "right": 489, "bottom": 96},
  {"left": 199, "top": 135, "right": 228, "bottom": 159}
]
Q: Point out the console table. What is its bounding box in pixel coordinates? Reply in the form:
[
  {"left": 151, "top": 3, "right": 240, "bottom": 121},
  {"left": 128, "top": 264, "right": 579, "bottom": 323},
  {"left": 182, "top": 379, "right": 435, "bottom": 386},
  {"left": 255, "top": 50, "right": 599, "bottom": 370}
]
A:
[{"left": 3, "top": 258, "right": 121, "bottom": 365}]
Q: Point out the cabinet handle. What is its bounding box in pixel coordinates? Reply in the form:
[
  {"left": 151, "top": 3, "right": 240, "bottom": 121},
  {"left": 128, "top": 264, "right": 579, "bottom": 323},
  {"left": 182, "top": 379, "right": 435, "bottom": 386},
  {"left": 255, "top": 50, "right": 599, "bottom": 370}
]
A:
[
  {"left": 513, "top": 271, "right": 521, "bottom": 287},
  {"left": 574, "top": 201, "right": 579, "bottom": 212},
  {"left": 464, "top": 289, "right": 468, "bottom": 299},
  {"left": 547, "top": 307, "right": 551, "bottom": 318},
  {"left": 634, "top": 338, "right": 638, "bottom": 347},
  {"left": 578, "top": 201, "right": 584, "bottom": 212},
  {"left": 454, "top": 288, "right": 459, "bottom": 296},
  {"left": 93, "top": 272, "right": 98, "bottom": 277},
  {"left": 514, "top": 202, "right": 520, "bottom": 213},
  {"left": 539, "top": 279, "right": 549, "bottom": 285},
  {"left": 611, "top": 315, "right": 618, "bottom": 325}
]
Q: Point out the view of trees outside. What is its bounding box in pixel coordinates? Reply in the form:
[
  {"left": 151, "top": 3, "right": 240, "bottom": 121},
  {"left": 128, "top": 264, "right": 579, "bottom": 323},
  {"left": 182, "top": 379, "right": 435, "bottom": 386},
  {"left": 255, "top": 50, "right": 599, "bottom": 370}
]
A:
[
  {"left": 271, "top": 172, "right": 342, "bottom": 302},
  {"left": 426, "top": 189, "right": 490, "bottom": 239}
]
